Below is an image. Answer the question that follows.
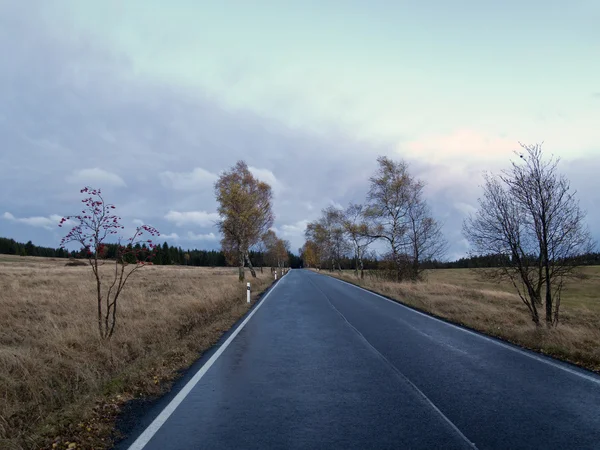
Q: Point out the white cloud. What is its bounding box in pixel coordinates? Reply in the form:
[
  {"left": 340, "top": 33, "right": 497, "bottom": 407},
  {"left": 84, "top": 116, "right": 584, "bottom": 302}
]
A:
[
  {"left": 3, "top": 4, "right": 597, "bottom": 261},
  {"left": 159, "top": 167, "right": 218, "bottom": 190},
  {"left": 328, "top": 200, "right": 344, "bottom": 210},
  {"left": 454, "top": 202, "right": 477, "bottom": 215},
  {"left": 187, "top": 231, "right": 218, "bottom": 241},
  {"left": 403, "top": 129, "right": 517, "bottom": 165},
  {"left": 160, "top": 232, "right": 180, "bottom": 240},
  {"left": 164, "top": 210, "right": 220, "bottom": 227},
  {"left": 66, "top": 168, "right": 126, "bottom": 187},
  {"left": 3, "top": 212, "right": 67, "bottom": 230},
  {"left": 132, "top": 219, "right": 144, "bottom": 226},
  {"left": 249, "top": 166, "right": 285, "bottom": 195},
  {"left": 281, "top": 219, "right": 309, "bottom": 237}
]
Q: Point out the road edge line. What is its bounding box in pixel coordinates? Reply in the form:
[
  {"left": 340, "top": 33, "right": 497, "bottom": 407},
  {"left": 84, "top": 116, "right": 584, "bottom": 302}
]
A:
[
  {"left": 127, "top": 277, "right": 284, "bottom": 450},
  {"left": 317, "top": 272, "right": 600, "bottom": 386}
]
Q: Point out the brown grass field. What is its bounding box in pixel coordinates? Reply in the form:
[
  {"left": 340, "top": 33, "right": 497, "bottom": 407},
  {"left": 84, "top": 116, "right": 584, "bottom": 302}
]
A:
[
  {"left": 328, "top": 267, "right": 600, "bottom": 374},
  {"left": 0, "top": 255, "right": 273, "bottom": 450},
  {"left": 3, "top": 257, "right": 599, "bottom": 449}
]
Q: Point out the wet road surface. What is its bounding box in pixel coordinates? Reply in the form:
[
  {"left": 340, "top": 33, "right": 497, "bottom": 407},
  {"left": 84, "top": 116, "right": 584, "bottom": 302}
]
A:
[{"left": 123, "top": 269, "right": 600, "bottom": 450}]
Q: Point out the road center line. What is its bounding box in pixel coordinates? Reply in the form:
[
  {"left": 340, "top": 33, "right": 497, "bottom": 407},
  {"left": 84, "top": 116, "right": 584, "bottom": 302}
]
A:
[
  {"left": 307, "top": 276, "right": 479, "bottom": 450},
  {"left": 323, "top": 272, "right": 600, "bottom": 386}
]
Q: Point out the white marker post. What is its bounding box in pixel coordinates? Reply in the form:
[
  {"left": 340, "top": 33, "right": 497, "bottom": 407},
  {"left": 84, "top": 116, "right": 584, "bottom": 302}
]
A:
[
  {"left": 274, "top": 272, "right": 277, "bottom": 281},
  {"left": 246, "top": 282, "right": 251, "bottom": 303}
]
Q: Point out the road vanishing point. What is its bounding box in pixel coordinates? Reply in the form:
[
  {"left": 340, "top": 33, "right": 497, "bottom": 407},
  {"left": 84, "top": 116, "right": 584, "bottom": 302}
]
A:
[{"left": 120, "top": 269, "right": 600, "bottom": 450}]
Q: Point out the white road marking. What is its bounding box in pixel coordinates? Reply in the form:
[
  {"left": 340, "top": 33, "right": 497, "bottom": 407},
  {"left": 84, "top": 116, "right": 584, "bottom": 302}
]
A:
[
  {"left": 323, "top": 273, "right": 600, "bottom": 386},
  {"left": 308, "top": 276, "right": 478, "bottom": 449},
  {"left": 127, "top": 277, "right": 285, "bottom": 450}
]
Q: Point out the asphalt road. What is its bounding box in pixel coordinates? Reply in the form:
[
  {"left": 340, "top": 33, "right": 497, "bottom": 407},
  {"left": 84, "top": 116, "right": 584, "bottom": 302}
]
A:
[{"left": 123, "top": 269, "right": 600, "bottom": 450}]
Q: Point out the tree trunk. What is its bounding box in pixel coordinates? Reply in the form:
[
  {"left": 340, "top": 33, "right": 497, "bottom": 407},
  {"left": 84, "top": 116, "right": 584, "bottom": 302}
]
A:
[
  {"left": 540, "top": 208, "right": 554, "bottom": 326},
  {"left": 411, "top": 245, "right": 420, "bottom": 281},
  {"left": 238, "top": 251, "right": 245, "bottom": 282},
  {"left": 412, "top": 261, "right": 419, "bottom": 281},
  {"left": 544, "top": 260, "right": 552, "bottom": 327},
  {"left": 532, "top": 301, "right": 540, "bottom": 325},
  {"left": 391, "top": 245, "right": 401, "bottom": 282},
  {"left": 108, "top": 298, "right": 118, "bottom": 338},
  {"left": 94, "top": 259, "right": 103, "bottom": 338},
  {"left": 530, "top": 290, "right": 541, "bottom": 326},
  {"left": 531, "top": 307, "right": 540, "bottom": 325},
  {"left": 245, "top": 251, "right": 257, "bottom": 278},
  {"left": 394, "top": 253, "right": 402, "bottom": 282},
  {"left": 359, "top": 259, "right": 364, "bottom": 279}
]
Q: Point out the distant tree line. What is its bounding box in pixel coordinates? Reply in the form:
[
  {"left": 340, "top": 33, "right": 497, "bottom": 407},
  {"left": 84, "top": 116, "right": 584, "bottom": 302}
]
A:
[
  {"left": 422, "top": 252, "right": 600, "bottom": 269},
  {"left": 3, "top": 235, "right": 598, "bottom": 273},
  {"left": 299, "top": 252, "right": 600, "bottom": 271},
  {"left": 0, "top": 236, "right": 304, "bottom": 268},
  {"left": 0, "top": 237, "right": 71, "bottom": 258}
]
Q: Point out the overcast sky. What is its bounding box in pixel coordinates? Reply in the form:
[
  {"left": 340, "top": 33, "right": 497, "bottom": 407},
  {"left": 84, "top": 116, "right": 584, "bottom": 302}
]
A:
[{"left": 1, "top": 0, "right": 599, "bottom": 260}]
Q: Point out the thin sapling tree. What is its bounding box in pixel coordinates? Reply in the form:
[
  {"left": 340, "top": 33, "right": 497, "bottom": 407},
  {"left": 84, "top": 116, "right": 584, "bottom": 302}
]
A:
[{"left": 59, "top": 186, "right": 159, "bottom": 339}]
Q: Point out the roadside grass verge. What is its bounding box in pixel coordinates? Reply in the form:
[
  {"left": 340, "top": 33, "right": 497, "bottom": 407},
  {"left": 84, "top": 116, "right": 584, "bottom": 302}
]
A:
[
  {"left": 0, "top": 256, "right": 272, "bottom": 449},
  {"left": 323, "top": 267, "right": 600, "bottom": 373}
]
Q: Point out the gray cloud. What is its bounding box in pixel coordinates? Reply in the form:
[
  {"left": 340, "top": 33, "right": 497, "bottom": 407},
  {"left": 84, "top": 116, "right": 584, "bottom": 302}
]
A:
[
  {"left": 1, "top": 2, "right": 597, "bottom": 259},
  {"left": 164, "top": 211, "right": 221, "bottom": 228},
  {"left": 0, "top": 3, "right": 388, "bottom": 253},
  {"left": 66, "top": 168, "right": 127, "bottom": 187},
  {"left": 159, "top": 168, "right": 218, "bottom": 191},
  {"left": 3, "top": 212, "right": 65, "bottom": 230}
]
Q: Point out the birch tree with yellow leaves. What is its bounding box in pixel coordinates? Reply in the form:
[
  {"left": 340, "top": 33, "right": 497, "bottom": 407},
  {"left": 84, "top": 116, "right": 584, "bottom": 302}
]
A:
[{"left": 215, "top": 161, "right": 274, "bottom": 281}]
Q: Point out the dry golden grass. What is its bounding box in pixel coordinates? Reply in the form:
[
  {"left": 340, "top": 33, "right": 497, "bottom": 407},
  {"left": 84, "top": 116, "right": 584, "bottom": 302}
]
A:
[
  {"left": 424, "top": 266, "right": 600, "bottom": 311},
  {"left": 0, "top": 255, "right": 272, "bottom": 450},
  {"left": 331, "top": 267, "right": 600, "bottom": 373}
]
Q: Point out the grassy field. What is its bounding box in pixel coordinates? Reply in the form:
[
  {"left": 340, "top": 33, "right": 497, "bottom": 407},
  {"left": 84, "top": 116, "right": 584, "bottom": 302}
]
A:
[
  {"left": 0, "top": 255, "right": 273, "bottom": 450},
  {"left": 425, "top": 267, "right": 600, "bottom": 311},
  {"left": 328, "top": 267, "right": 600, "bottom": 373}
]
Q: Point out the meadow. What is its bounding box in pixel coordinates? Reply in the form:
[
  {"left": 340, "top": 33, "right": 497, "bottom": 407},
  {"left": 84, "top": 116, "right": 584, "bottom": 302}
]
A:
[
  {"left": 330, "top": 267, "right": 600, "bottom": 373},
  {"left": 3, "top": 256, "right": 599, "bottom": 449},
  {"left": 0, "top": 255, "right": 272, "bottom": 450}
]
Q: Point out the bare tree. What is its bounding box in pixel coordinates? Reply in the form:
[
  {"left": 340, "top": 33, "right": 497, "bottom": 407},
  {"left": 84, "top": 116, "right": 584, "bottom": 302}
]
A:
[
  {"left": 365, "top": 156, "right": 444, "bottom": 281},
  {"left": 305, "top": 206, "right": 350, "bottom": 271},
  {"left": 341, "top": 203, "right": 377, "bottom": 279},
  {"left": 404, "top": 183, "right": 447, "bottom": 280},
  {"left": 327, "top": 207, "right": 351, "bottom": 272},
  {"left": 463, "top": 143, "right": 594, "bottom": 326}
]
